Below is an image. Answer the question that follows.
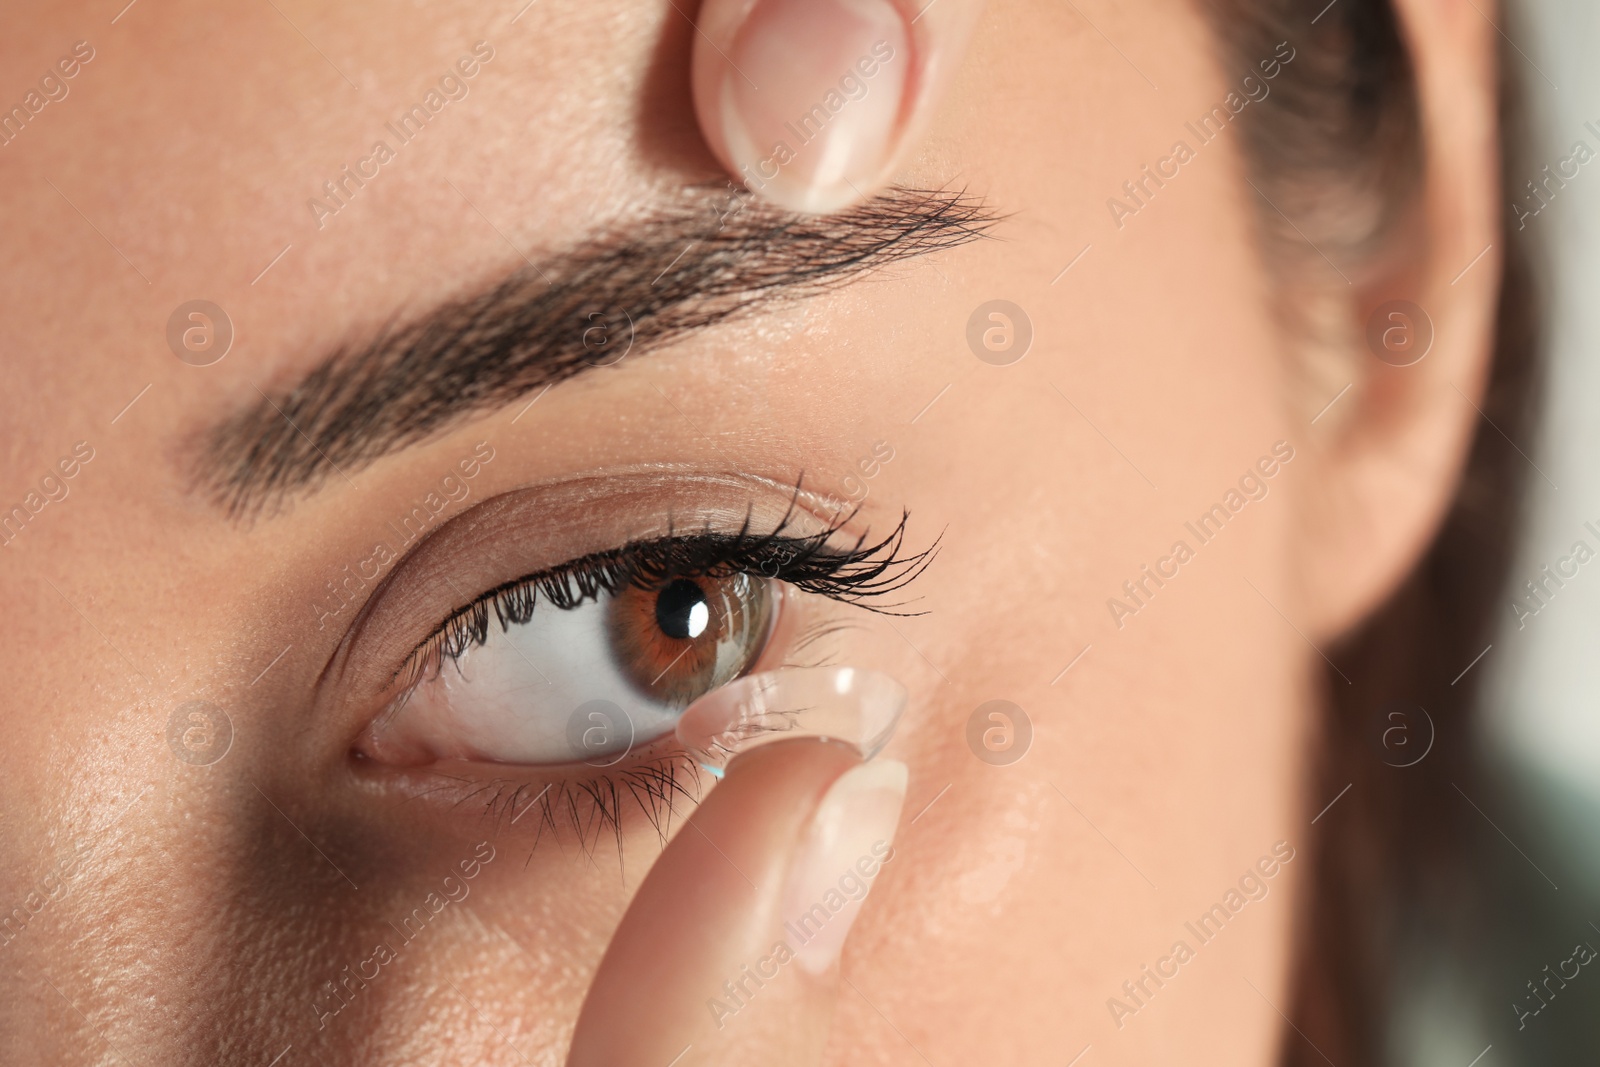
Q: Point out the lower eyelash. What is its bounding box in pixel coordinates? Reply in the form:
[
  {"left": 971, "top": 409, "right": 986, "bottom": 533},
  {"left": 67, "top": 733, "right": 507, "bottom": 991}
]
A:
[
  {"left": 433, "top": 622, "right": 853, "bottom": 863},
  {"left": 445, "top": 751, "right": 707, "bottom": 864}
]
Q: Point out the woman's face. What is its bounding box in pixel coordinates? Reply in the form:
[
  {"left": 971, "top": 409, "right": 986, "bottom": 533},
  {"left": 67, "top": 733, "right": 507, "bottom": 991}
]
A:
[{"left": 0, "top": 0, "right": 1491, "bottom": 1063}]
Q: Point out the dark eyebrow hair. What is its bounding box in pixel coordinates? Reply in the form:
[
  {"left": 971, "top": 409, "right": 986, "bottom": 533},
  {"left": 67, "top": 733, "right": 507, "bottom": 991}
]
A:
[{"left": 196, "top": 186, "right": 998, "bottom": 518}]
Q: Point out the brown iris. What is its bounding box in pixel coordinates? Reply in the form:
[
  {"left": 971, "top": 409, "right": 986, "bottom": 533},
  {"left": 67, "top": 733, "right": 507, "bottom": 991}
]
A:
[{"left": 605, "top": 572, "right": 773, "bottom": 707}]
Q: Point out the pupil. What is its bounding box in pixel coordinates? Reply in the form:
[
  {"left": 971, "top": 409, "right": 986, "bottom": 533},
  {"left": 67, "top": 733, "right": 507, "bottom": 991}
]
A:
[{"left": 655, "top": 578, "right": 711, "bottom": 640}]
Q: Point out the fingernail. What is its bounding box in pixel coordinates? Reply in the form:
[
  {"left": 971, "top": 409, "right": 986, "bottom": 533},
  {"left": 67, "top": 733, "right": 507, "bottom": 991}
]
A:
[
  {"left": 781, "top": 758, "right": 907, "bottom": 975},
  {"left": 721, "top": 0, "right": 911, "bottom": 213},
  {"left": 676, "top": 666, "right": 907, "bottom": 777}
]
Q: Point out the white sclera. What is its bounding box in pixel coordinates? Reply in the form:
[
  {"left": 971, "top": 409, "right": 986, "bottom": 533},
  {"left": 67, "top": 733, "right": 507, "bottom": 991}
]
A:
[
  {"left": 674, "top": 665, "right": 907, "bottom": 777},
  {"left": 388, "top": 594, "right": 686, "bottom": 765}
]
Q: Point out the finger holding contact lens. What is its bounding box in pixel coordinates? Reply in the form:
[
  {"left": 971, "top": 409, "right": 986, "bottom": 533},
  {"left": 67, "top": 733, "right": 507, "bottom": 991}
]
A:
[{"left": 568, "top": 666, "right": 909, "bottom": 1066}]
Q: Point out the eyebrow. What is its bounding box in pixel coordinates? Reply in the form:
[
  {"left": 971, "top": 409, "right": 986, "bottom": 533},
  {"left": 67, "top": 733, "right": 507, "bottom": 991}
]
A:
[{"left": 197, "top": 186, "right": 998, "bottom": 518}]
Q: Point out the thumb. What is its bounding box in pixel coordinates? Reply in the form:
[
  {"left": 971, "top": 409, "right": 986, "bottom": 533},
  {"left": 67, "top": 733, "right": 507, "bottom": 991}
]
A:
[
  {"left": 690, "top": 0, "right": 985, "bottom": 214},
  {"left": 566, "top": 739, "right": 908, "bottom": 1066}
]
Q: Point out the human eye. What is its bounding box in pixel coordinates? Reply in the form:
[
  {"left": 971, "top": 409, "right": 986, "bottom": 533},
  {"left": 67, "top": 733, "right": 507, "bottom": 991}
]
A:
[{"left": 353, "top": 500, "right": 926, "bottom": 771}]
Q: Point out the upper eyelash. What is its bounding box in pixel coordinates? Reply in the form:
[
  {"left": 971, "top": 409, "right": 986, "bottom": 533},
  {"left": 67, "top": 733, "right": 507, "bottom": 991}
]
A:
[
  {"left": 394, "top": 497, "right": 936, "bottom": 690},
  {"left": 386, "top": 497, "right": 934, "bottom": 866}
]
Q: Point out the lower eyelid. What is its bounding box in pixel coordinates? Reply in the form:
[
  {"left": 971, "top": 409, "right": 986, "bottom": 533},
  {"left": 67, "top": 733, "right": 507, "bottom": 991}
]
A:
[
  {"left": 353, "top": 747, "right": 710, "bottom": 853},
  {"left": 349, "top": 597, "right": 889, "bottom": 859}
]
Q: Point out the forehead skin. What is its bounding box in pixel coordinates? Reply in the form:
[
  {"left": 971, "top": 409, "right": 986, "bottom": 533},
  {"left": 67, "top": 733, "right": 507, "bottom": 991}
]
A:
[{"left": 0, "top": 1, "right": 1308, "bottom": 1065}]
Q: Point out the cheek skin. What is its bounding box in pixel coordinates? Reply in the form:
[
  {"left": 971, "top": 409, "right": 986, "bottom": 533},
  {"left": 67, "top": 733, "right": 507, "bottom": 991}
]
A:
[{"left": 802, "top": 5, "right": 1308, "bottom": 1065}]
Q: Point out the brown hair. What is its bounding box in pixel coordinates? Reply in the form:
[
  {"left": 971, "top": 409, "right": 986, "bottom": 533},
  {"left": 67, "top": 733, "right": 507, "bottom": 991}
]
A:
[{"left": 1197, "top": 1, "right": 1541, "bottom": 1061}]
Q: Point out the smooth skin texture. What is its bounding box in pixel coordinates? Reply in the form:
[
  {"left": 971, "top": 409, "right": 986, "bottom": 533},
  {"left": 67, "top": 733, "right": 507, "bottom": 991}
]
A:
[{"left": 0, "top": 0, "right": 1496, "bottom": 1064}]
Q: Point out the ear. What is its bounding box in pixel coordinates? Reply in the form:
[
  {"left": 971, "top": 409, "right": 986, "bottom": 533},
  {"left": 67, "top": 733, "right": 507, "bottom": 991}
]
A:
[{"left": 1292, "top": 0, "right": 1502, "bottom": 640}]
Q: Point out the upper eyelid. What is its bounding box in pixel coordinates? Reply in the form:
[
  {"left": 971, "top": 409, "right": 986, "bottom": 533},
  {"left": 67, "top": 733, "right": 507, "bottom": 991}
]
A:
[
  {"left": 394, "top": 510, "right": 932, "bottom": 691},
  {"left": 319, "top": 467, "right": 922, "bottom": 730}
]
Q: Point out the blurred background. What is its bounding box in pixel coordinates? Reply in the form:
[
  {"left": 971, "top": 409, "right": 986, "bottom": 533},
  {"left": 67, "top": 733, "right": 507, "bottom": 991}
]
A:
[{"left": 1395, "top": 0, "right": 1600, "bottom": 1061}]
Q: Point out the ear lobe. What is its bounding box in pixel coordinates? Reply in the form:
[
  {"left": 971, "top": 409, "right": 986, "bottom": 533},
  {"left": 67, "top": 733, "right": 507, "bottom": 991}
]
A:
[{"left": 1290, "top": 0, "right": 1503, "bottom": 641}]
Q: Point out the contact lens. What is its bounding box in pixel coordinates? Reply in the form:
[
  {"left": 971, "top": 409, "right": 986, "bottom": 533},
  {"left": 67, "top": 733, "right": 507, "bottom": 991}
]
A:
[{"left": 674, "top": 665, "right": 906, "bottom": 777}]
